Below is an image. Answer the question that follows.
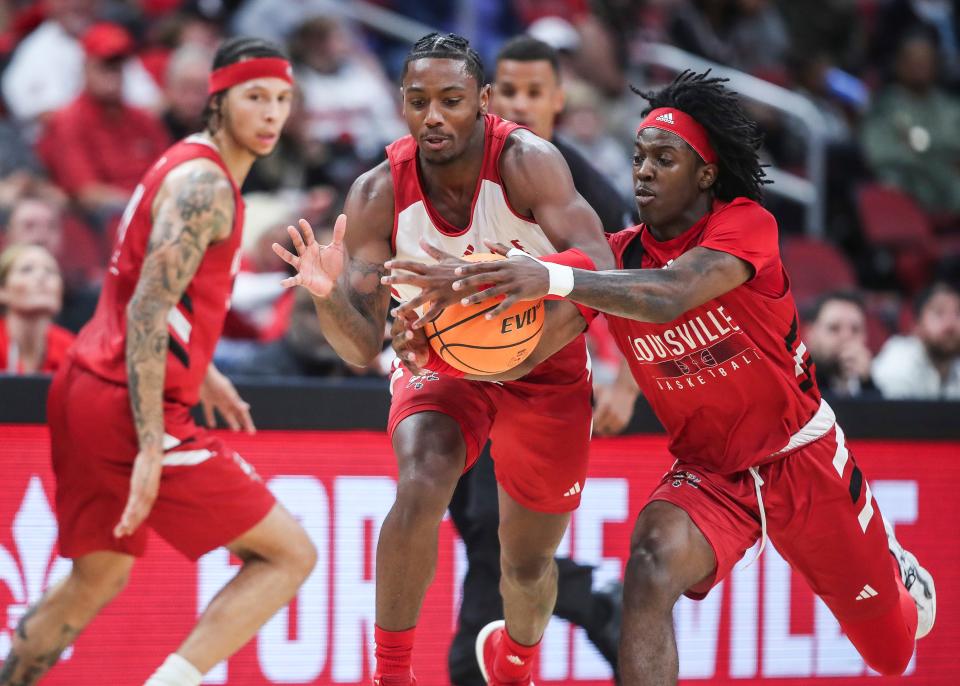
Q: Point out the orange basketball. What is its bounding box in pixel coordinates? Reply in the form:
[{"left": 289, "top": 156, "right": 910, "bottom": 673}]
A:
[{"left": 425, "top": 253, "right": 544, "bottom": 375}]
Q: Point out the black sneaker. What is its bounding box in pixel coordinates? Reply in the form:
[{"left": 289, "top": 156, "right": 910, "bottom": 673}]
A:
[{"left": 584, "top": 580, "right": 622, "bottom": 680}]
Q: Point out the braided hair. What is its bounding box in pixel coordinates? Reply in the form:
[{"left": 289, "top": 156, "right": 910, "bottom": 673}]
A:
[
  {"left": 633, "top": 70, "right": 768, "bottom": 202},
  {"left": 402, "top": 32, "right": 485, "bottom": 87},
  {"left": 203, "top": 36, "right": 288, "bottom": 134}
]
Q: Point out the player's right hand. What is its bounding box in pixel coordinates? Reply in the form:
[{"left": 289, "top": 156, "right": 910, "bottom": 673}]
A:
[
  {"left": 273, "top": 214, "right": 347, "bottom": 298},
  {"left": 391, "top": 310, "right": 429, "bottom": 374},
  {"left": 114, "top": 448, "right": 163, "bottom": 538}
]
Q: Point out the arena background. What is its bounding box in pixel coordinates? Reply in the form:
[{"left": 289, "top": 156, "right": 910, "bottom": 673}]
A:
[{"left": 1, "top": 0, "right": 960, "bottom": 684}]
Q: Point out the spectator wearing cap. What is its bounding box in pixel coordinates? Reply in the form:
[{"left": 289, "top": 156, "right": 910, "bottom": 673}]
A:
[
  {"left": 36, "top": 22, "right": 170, "bottom": 229},
  {"left": 873, "top": 281, "right": 960, "bottom": 399},
  {"left": 804, "top": 292, "right": 879, "bottom": 398},
  {"left": 1, "top": 0, "right": 160, "bottom": 125}
]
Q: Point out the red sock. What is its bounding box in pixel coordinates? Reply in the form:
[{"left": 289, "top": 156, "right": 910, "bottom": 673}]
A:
[
  {"left": 374, "top": 625, "right": 416, "bottom": 685},
  {"left": 493, "top": 628, "right": 539, "bottom": 684}
]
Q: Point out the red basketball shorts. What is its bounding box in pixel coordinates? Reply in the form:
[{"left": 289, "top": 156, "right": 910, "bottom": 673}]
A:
[
  {"left": 387, "top": 360, "right": 593, "bottom": 514},
  {"left": 649, "top": 423, "right": 903, "bottom": 624},
  {"left": 47, "top": 360, "right": 276, "bottom": 561}
]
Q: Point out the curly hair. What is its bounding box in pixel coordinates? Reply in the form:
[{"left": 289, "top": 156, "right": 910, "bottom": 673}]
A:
[
  {"left": 632, "top": 70, "right": 768, "bottom": 202},
  {"left": 402, "top": 32, "right": 485, "bottom": 87}
]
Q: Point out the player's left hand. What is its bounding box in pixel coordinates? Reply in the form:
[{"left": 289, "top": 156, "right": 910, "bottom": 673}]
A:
[
  {"left": 391, "top": 310, "right": 430, "bottom": 374},
  {"left": 381, "top": 240, "right": 471, "bottom": 328},
  {"left": 199, "top": 364, "right": 256, "bottom": 434},
  {"left": 448, "top": 240, "right": 550, "bottom": 319}
]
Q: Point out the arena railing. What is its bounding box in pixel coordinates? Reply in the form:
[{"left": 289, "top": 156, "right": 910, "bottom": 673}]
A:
[{"left": 288, "top": 5, "right": 829, "bottom": 238}]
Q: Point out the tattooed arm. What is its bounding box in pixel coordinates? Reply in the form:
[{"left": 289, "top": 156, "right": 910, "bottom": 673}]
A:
[
  {"left": 563, "top": 246, "right": 751, "bottom": 322},
  {"left": 276, "top": 163, "right": 394, "bottom": 366},
  {"left": 453, "top": 245, "right": 752, "bottom": 324},
  {"left": 115, "top": 159, "right": 234, "bottom": 538}
]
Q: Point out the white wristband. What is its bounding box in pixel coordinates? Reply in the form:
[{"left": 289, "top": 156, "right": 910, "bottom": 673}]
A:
[{"left": 506, "top": 248, "right": 575, "bottom": 297}]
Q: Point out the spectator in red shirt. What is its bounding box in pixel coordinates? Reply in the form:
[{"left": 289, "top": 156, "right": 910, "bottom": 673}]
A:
[
  {"left": 37, "top": 22, "right": 169, "bottom": 230},
  {"left": 0, "top": 244, "right": 74, "bottom": 374}
]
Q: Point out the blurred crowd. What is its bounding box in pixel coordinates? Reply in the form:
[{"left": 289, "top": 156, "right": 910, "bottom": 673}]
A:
[{"left": 0, "top": 0, "right": 958, "bottom": 402}]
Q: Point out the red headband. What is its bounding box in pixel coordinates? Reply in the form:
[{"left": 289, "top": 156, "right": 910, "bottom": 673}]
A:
[
  {"left": 637, "top": 107, "right": 717, "bottom": 164},
  {"left": 208, "top": 57, "right": 294, "bottom": 95}
]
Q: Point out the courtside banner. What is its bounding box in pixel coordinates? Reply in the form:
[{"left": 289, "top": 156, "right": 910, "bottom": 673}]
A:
[{"left": 0, "top": 425, "right": 955, "bottom": 685}]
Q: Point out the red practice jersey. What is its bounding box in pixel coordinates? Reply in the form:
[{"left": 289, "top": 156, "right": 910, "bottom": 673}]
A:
[
  {"left": 386, "top": 114, "right": 588, "bottom": 382},
  {"left": 605, "top": 198, "right": 823, "bottom": 473},
  {"left": 70, "top": 136, "right": 244, "bottom": 407}
]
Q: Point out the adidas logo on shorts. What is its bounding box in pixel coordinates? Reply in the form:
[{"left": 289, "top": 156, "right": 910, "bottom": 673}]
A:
[
  {"left": 855, "top": 584, "right": 879, "bottom": 601},
  {"left": 656, "top": 112, "right": 675, "bottom": 124},
  {"left": 563, "top": 482, "right": 582, "bottom": 497}
]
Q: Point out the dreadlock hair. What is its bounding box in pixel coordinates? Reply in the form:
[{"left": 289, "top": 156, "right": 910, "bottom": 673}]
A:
[
  {"left": 402, "top": 32, "right": 485, "bottom": 88},
  {"left": 203, "top": 36, "right": 288, "bottom": 135},
  {"left": 631, "top": 70, "right": 768, "bottom": 202}
]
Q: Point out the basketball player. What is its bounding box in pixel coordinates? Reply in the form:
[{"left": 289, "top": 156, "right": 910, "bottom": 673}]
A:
[
  {"left": 273, "top": 32, "right": 613, "bottom": 686},
  {"left": 442, "top": 35, "right": 636, "bottom": 684},
  {"left": 0, "top": 38, "right": 317, "bottom": 686},
  {"left": 386, "top": 71, "right": 936, "bottom": 683}
]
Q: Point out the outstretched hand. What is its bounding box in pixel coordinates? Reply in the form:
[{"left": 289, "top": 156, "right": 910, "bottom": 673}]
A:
[
  {"left": 272, "top": 214, "right": 347, "bottom": 298},
  {"left": 381, "top": 240, "right": 473, "bottom": 328},
  {"left": 447, "top": 240, "right": 551, "bottom": 319}
]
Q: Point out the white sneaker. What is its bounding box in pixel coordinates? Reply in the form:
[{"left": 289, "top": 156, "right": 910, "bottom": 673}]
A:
[{"left": 884, "top": 517, "right": 936, "bottom": 639}]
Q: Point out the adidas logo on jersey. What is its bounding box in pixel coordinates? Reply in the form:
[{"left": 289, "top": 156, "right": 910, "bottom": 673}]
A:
[
  {"left": 507, "top": 655, "right": 525, "bottom": 666},
  {"left": 656, "top": 112, "right": 675, "bottom": 124},
  {"left": 855, "top": 584, "right": 879, "bottom": 601},
  {"left": 562, "top": 482, "right": 582, "bottom": 497}
]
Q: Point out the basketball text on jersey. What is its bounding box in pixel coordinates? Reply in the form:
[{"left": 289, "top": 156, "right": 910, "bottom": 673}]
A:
[{"left": 623, "top": 304, "right": 759, "bottom": 391}]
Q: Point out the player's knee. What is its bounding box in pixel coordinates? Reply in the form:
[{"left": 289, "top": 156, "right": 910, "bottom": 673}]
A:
[
  {"left": 393, "top": 457, "right": 460, "bottom": 525},
  {"left": 500, "top": 549, "right": 555, "bottom": 588},
  {"left": 392, "top": 479, "right": 451, "bottom": 530},
  {"left": 861, "top": 643, "right": 912, "bottom": 676},
  {"left": 394, "top": 417, "right": 465, "bottom": 489},
  {"left": 624, "top": 535, "right": 683, "bottom": 608},
  {"left": 854, "top": 629, "right": 913, "bottom": 676},
  {"left": 70, "top": 562, "right": 130, "bottom": 605}
]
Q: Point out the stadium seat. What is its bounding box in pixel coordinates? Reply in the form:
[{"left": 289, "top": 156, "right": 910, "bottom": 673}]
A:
[
  {"left": 856, "top": 183, "right": 939, "bottom": 292},
  {"left": 780, "top": 235, "right": 858, "bottom": 309}
]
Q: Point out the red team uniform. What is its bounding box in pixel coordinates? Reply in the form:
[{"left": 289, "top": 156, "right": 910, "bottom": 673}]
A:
[
  {"left": 48, "top": 135, "right": 275, "bottom": 560},
  {"left": 386, "top": 115, "right": 593, "bottom": 513},
  {"left": 603, "top": 197, "right": 914, "bottom": 636}
]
